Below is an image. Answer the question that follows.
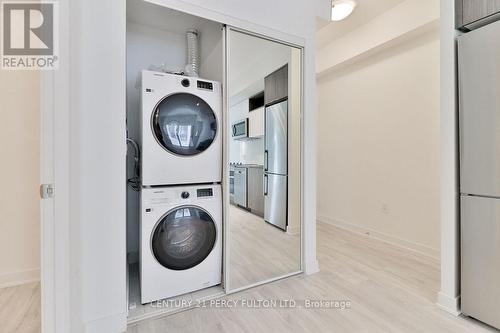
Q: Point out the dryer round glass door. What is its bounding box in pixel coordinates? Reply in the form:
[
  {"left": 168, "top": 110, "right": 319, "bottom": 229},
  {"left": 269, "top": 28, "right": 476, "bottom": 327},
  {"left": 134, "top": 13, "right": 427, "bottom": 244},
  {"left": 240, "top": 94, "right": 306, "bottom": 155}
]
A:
[
  {"left": 152, "top": 93, "right": 217, "bottom": 156},
  {"left": 151, "top": 206, "right": 217, "bottom": 270}
]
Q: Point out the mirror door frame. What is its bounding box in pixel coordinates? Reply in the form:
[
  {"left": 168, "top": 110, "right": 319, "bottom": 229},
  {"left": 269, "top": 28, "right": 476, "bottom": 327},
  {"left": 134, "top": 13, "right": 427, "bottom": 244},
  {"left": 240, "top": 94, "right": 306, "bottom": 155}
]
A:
[{"left": 222, "top": 25, "right": 305, "bottom": 294}]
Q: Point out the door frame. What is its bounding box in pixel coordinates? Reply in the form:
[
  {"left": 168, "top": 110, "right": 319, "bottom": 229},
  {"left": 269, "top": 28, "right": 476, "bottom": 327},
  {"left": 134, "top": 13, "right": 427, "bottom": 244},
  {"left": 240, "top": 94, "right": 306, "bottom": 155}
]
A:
[
  {"left": 40, "top": 0, "right": 70, "bottom": 331},
  {"left": 223, "top": 25, "right": 305, "bottom": 294}
]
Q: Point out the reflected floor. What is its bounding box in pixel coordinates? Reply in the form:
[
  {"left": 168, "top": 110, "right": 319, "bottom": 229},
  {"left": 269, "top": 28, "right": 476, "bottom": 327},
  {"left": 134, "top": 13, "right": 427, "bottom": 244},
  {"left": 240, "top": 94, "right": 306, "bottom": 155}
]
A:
[{"left": 228, "top": 205, "right": 301, "bottom": 290}]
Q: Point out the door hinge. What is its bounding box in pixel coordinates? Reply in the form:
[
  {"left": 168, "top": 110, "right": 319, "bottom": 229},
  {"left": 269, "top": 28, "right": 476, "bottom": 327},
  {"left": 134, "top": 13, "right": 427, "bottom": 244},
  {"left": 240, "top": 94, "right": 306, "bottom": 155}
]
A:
[{"left": 40, "top": 184, "right": 55, "bottom": 199}]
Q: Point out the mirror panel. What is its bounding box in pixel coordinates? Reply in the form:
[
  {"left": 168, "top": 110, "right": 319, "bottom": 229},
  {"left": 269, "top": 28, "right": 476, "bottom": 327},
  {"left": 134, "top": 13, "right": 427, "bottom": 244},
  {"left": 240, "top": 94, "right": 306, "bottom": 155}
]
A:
[{"left": 226, "top": 28, "right": 302, "bottom": 291}]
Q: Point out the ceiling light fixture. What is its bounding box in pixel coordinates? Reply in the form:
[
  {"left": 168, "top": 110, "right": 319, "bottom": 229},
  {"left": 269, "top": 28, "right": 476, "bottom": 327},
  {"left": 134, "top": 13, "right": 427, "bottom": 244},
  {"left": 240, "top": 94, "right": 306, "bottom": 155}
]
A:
[{"left": 331, "top": 0, "right": 357, "bottom": 21}]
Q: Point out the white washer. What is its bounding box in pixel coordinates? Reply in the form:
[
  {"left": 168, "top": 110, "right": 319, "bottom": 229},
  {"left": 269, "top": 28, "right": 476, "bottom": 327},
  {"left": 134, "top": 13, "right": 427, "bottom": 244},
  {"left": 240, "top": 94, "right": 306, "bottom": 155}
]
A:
[
  {"left": 141, "top": 70, "right": 222, "bottom": 186},
  {"left": 140, "top": 184, "right": 222, "bottom": 304}
]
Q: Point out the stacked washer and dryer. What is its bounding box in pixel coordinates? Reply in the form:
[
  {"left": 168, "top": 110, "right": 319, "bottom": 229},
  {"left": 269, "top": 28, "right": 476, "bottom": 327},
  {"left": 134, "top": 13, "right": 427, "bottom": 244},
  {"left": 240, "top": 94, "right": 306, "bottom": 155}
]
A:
[{"left": 139, "top": 70, "right": 223, "bottom": 304}]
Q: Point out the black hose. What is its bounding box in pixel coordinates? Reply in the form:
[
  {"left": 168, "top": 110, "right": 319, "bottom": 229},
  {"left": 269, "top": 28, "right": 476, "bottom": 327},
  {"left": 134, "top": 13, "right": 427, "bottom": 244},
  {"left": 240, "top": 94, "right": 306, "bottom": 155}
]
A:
[{"left": 126, "top": 138, "right": 141, "bottom": 191}]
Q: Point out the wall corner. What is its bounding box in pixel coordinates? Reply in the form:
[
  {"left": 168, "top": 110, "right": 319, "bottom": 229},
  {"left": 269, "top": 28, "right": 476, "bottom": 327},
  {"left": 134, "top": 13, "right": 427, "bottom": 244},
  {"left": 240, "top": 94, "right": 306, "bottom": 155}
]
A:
[{"left": 437, "top": 292, "right": 461, "bottom": 316}]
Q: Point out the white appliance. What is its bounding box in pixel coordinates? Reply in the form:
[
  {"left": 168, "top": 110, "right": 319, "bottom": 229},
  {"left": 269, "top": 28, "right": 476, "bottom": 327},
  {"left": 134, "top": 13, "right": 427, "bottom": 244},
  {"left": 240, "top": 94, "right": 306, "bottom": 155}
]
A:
[
  {"left": 140, "top": 184, "right": 222, "bottom": 304},
  {"left": 141, "top": 70, "right": 222, "bottom": 186},
  {"left": 232, "top": 118, "right": 248, "bottom": 140}
]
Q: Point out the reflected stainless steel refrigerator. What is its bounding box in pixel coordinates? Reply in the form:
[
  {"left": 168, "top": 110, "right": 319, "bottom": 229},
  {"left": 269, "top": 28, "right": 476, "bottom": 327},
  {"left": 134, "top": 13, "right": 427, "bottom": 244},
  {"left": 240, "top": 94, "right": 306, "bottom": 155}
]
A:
[
  {"left": 264, "top": 100, "right": 288, "bottom": 231},
  {"left": 458, "top": 20, "right": 500, "bottom": 330}
]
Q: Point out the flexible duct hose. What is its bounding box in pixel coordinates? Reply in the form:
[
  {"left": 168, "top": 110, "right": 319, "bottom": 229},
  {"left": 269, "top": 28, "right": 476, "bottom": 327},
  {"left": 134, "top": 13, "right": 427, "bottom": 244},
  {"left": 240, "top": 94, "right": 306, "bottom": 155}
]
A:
[{"left": 186, "top": 29, "right": 199, "bottom": 77}]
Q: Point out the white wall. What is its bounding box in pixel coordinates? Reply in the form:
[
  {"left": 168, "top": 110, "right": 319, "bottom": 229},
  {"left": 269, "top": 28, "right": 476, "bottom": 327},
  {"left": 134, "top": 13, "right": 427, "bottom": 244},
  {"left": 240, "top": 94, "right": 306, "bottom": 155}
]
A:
[
  {"left": 317, "top": 30, "right": 441, "bottom": 257},
  {"left": 438, "top": 0, "right": 461, "bottom": 315},
  {"left": 68, "top": 0, "right": 127, "bottom": 331},
  {"left": 0, "top": 72, "right": 40, "bottom": 288},
  {"left": 316, "top": 0, "right": 441, "bottom": 259},
  {"left": 288, "top": 48, "right": 302, "bottom": 235},
  {"left": 66, "top": 0, "right": 326, "bottom": 331}
]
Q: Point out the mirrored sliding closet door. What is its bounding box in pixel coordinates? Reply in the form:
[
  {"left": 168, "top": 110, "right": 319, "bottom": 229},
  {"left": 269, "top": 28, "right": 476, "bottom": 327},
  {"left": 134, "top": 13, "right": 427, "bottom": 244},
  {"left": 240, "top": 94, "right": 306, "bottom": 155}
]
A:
[{"left": 225, "top": 28, "right": 303, "bottom": 292}]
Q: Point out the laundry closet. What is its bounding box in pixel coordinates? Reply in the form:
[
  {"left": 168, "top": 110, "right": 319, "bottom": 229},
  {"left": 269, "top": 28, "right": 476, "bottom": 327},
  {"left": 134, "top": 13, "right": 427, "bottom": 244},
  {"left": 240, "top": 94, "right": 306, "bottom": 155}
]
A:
[{"left": 125, "top": 0, "right": 304, "bottom": 324}]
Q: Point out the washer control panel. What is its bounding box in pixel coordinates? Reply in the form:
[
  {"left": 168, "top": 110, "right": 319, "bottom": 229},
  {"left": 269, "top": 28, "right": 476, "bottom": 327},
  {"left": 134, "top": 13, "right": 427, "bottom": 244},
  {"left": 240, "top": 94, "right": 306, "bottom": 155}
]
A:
[{"left": 143, "top": 186, "right": 219, "bottom": 208}]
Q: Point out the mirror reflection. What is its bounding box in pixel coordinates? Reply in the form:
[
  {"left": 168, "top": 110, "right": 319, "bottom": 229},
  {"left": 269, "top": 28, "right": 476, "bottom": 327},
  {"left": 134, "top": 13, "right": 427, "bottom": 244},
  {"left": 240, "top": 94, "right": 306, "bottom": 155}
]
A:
[{"left": 227, "top": 30, "right": 302, "bottom": 291}]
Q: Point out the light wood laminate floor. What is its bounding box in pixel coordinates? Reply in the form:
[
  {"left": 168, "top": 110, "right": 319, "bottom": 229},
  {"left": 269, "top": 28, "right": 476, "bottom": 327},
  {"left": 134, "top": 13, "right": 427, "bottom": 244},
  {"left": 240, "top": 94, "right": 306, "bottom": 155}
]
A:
[
  {"left": 129, "top": 222, "right": 497, "bottom": 333},
  {"left": 228, "top": 205, "right": 301, "bottom": 290},
  {"left": 0, "top": 282, "right": 40, "bottom": 333},
  {"left": 3, "top": 223, "right": 496, "bottom": 332}
]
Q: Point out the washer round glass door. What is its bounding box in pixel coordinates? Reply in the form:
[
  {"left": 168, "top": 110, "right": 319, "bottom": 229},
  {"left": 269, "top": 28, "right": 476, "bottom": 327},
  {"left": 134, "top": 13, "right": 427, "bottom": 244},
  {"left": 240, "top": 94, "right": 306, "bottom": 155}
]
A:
[
  {"left": 152, "top": 93, "right": 217, "bottom": 156},
  {"left": 151, "top": 206, "right": 217, "bottom": 271}
]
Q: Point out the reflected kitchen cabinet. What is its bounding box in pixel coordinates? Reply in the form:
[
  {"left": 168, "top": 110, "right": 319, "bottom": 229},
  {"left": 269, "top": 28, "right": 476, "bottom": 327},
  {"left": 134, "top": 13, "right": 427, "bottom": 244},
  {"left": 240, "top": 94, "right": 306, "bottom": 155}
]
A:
[
  {"left": 232, "top": 165, "right": 264, "bottom": 216},
  {"left": 248, "top": 107, "right": 264, "bottom": 138},
  {"left": 265, "top": 64, "right": 288, "bottom": 105},
  {"left": 247, "top": 166, "right": 264, "bottom": 217},
  {"left": 248, "top": 92, "right": 265, "bottom": 138},
  {"left": 457, "top": 0, "right": 500, "bottom": 30}
]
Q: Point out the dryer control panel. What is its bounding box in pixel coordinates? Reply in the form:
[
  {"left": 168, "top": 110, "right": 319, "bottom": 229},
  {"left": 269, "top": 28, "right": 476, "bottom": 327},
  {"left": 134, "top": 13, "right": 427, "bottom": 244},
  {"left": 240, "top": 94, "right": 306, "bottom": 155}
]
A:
[
  {"left": 197, "top": 188, "right": 213, "bottom": 198},
  {"left": 197, "top": 80, "right": 213, "bottom": 91}
]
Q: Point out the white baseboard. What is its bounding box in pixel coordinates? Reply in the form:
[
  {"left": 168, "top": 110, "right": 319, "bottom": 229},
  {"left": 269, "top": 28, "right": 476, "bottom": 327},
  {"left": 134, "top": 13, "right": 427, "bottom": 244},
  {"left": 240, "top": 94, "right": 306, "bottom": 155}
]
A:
[
  {"left": 304, "top": 259, "right": 320, "bottom": 275},
  {"left": 287, "top": 225, "right": 300, "bottom": 236},
  {"left": 85, "top": 312, "right": 127, "bottom": 333},
  {"left": 0, "top": 269, "right": 40, "bottom": 288},
  {"left": 317, "top": 215, "right": 440, "bottom": 261},
  {"left": 437, "top": 292, "right": 461, "bottom": 316}
]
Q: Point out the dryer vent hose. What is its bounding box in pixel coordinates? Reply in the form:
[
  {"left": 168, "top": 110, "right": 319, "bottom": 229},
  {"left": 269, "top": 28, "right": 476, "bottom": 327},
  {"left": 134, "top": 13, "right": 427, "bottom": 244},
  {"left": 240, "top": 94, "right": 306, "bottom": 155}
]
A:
[{"left": 186, "top": 29, "right": 200, "bottom": 77}]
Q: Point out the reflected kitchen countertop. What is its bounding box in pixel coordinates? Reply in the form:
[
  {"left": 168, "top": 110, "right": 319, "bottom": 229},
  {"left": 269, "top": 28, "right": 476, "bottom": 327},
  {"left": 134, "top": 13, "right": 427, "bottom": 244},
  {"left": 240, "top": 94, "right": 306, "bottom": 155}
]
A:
[{"left": 233, "top": 164, "right": 263, "bottom": 169}]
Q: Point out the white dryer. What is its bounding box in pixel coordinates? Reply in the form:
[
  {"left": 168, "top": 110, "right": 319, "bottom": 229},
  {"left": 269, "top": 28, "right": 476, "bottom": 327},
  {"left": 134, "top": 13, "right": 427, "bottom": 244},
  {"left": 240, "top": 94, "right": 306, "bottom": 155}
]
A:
[
  {"left": 140, "top": 184, "right": 222, "bottom": 304},
  {"left": 141, "top": 70, "right": 222, "bottom": 186}
]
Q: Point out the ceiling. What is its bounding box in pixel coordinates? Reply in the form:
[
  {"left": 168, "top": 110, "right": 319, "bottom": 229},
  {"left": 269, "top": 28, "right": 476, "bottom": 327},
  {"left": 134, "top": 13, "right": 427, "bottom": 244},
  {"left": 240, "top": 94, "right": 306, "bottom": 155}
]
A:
[
  {"left": 127, "top": 0, "right": 218, "bottom": 33},
  {"left": 316, "top": 0, "right": 406, "bottom": 49}
]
